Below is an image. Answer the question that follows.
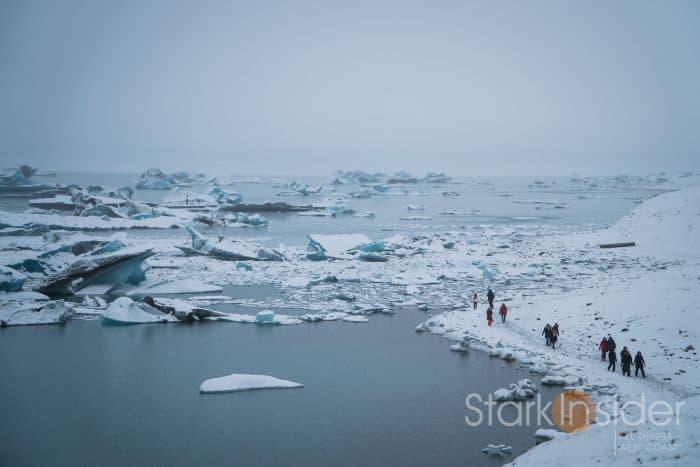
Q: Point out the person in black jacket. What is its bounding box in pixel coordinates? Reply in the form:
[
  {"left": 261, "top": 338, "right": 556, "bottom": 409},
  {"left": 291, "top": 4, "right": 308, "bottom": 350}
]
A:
[
  {"left": 606, "top": 336, "right": 616, "bottom": 353},
  {"left": 486, "top": 306, "right": 494, "bottom": 327},
  {"left": 634, "top": 351, "right": 646, "bottom": 378},
  {"left": 487, "top": 288, "right": 495, "bottom": 308},
  {"left": 620, "top": 347, "right": 633, "bottom": 376},
  {"left": 607, "top": 348, "right": 617, "bottom": 372},
  {"left": 542, "top": 324, "right": 552, "bottom": 346}
]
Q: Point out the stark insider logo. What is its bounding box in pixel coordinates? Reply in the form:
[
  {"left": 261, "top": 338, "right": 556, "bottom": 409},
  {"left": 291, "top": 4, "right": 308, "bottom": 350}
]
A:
[{"left": 465, "top": 390, "right": 682, "bottom": 430}]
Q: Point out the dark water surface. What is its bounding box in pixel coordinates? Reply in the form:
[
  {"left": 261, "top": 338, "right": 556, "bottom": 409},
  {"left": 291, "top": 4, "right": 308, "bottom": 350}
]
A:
[{"left": 0, "top": 310, "right": 560, "bottom": 467}]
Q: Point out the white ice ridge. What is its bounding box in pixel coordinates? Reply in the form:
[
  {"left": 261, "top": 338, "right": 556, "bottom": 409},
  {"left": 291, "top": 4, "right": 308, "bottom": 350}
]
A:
[{"left": 199, "top": 374, "right": 304, "bottom": 393}]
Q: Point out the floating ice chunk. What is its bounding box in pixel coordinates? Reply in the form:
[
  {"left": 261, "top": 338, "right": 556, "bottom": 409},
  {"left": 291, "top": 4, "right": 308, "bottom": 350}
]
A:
[
  {"left": 236, "top": 262, "right": 253, "bottom": 271},
  {"left": 128, "top": 279, "right": 222, "bottom": 295},
  {"left": 142, "top": 296, "right": 227, "bottom": 321},
  {"left": 102, "top": 297, "right": 176, "bottom": 325},
  {"left": 200, "top": 374, "right": 304, "bottom": 394},
  {"left": 307, "top": 233, "right": 371, "bottom": 258},
  {"left": 0, "top": 298, "right": 71, "bottom": 327},
  {"left": 214, "top": 312, "right": 302, "bottom": 325},
  {"left": 0, "top": 266, "right": 26, "bottom": 292},
  {"left": 492, "top": 379, "right": 538, "bottom": 401},
  {"left": 181, "top": 225, "right": 285, "bottom": 261},
  {"left": 400, "top": 216, "right": 432, "bottom": 220},
  {"left": 450, "top": 342, "right": 469, "bottom": 352},
  {"left": 209, "top": 185, "right": 242, "bottom": 206},
  {"left": 481, "top": 444, "right": 511, "bottom": 456},
  {"left": 493, "top": 388, "right": 514, "bottom": 401},
  {"left": 359, "top": 241, "right": 385, "bottom": 253},
  {"left": 541, "top": 375, "right": 582, "bottom": 386},
  {"left": 255, "top": 310, "right": 275, "bottom": 323},
  {"left": 341, "top": 315, "right": 368, "bottom": 323},
  {"left": 28, "top": 194, "right": 75, "bottom": 211}
]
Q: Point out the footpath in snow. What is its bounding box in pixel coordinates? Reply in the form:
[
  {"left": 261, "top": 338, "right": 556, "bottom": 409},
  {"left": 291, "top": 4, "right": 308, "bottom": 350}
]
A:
[{"left": 423, "top": 186, "right": 700, "bottom": 466}]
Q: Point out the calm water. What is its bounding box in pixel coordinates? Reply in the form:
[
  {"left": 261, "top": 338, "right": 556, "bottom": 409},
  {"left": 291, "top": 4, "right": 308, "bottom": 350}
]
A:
[{"left": 0, "top": 310, "right": 560, "bottom": 467}]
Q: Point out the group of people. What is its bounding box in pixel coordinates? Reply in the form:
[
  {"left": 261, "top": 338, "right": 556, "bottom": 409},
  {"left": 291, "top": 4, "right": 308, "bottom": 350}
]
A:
[
  {"left": 474, "top": 289, "right": 508, "bottom": 327},
  {"left": 542, "top": 323, "right": 560, "bottom": 348},
  {"left": 599, "top": 335, "right": 646, "bottom": 377}
]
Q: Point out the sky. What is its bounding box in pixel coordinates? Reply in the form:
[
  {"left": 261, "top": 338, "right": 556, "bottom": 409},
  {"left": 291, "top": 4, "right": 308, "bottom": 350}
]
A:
[{"left": 1, "top": 0, "right": 699, "bottom": 176}]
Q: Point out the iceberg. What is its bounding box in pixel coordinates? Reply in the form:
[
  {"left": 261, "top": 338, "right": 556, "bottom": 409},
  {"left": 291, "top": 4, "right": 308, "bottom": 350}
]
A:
[
  {"left": 492, "top": 379, "right": 538, "bottom": 401},
  {"left": 179, "top": 225, "right": 285, "bottom": 261},
  {"left": 209, "top": 185, "right": 242, "bottom": 206},
  {"left": 255, "top": 310, "right": 276, "bottom": 323},
  {"left": 0, "top": 298, "right": 72, "bottom": 327},
  {"left": 331, "top": 170, "right": 381, "bottom": 185},
  {"left": 102, "top": 296, "right": 177, "bottom": 324},
  {"left": 199, "top": 373, "right": 304, "bottom": 394},
  {"left": 341, "top": 315, "right": 369, "bottom": 323},
  {"left": 142, "top": 296, "right": 227, "bottom": 321},
  {"left": 35, "top": 247, "right": 153, "bottom": 296},
  {"left": 1, "top": 165, "right": 37, "bottom": 185},
  {"left": 136, "top": 168, "right": 207, "bottom": 190},
  {"left": 307, "top": 233, "right": 371, "bottom": 259},
  {"left": 0, "top": 266, "right": 26, "bottom": 292},
  {"left": 481, "top": 444, "right": 512, "bottom": 457}
]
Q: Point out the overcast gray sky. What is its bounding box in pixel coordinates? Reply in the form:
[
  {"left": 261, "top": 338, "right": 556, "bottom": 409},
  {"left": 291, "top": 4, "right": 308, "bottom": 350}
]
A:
[{"left": 1, "top": 0, "right": 698, "bottom": 175}]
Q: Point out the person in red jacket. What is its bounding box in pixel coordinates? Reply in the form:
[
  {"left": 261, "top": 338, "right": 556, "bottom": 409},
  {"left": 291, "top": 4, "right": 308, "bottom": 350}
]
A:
[
  {"left": 598, "top": 336, "right": 608, "bottom": 361},
  {"left": 499, "top": 303, "right": 508, "bottom": 323}
]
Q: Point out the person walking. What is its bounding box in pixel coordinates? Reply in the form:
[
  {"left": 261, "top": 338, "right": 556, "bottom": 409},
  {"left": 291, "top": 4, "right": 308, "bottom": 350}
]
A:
[
  {"left": 620, "top": 347, "right": 632, "bottom": 376},
  {"left": 551, "top": 323, "right": 560, "bottom": 349},
  {"left": 486, "top": 306, "right": 493, "bottom": 327},
  {"left": 598, "top": 336, "right": 608, "bottom": 361},
  {"left": 607, "top": 348, "right": 617, "bottom": 372},
  {"left": 487, "top": 288, "right": 495, "bottom": 308},
  {"left": 472, "top": 292, "right": 478, "bottom": 311},
  {"left": 542, "top": 324, "right": 552, "bottom": 347},
  {"left": 607, "top": 335, "right": 616, "bottom": 354},
  {"left": 499, "top": 303, "right": 508, "bottom": 323},
  {"left": 634, "top": 351, "right": 646, "bottom": 378}
]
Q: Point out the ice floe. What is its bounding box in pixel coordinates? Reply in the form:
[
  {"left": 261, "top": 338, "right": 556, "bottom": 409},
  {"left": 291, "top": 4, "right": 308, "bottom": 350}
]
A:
[{"left": 199, "top": 373, "right": 304, "bottom": 393}]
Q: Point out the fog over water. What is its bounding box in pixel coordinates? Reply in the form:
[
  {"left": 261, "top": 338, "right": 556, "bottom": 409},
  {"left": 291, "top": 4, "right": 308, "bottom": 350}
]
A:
[{"left": 1, "top": 0, "right": 699, "bottom": 175}]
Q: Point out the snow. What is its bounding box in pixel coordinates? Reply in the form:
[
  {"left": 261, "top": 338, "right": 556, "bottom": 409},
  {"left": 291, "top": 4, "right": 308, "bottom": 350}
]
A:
[{"left": 199, "top": 373, "right": 304, "bottom": 393}]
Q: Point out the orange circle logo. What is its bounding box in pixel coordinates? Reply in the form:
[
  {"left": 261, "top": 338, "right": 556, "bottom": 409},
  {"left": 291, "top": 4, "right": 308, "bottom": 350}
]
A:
[{"left": 551, "top": 389, "right": 595, "bottom": 433}]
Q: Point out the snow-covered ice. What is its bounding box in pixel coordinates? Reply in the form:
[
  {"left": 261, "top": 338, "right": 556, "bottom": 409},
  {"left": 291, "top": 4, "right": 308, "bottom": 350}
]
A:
[{"left": 199, "top": 373, "right": 304, "bottom": 393}]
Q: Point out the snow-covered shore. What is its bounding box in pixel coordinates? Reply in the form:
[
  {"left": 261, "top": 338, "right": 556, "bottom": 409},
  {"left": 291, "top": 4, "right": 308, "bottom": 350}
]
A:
[{"left": 423, "top": 186, "right": 700, "bottom": 466}]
